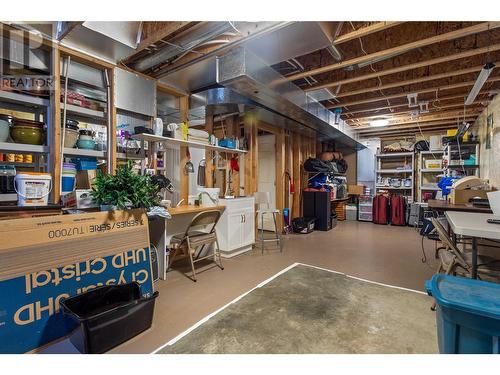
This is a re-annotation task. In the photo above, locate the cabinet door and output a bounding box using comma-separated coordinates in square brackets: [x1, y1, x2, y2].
[227, 212, 243, 251]
[241, 209, 255, 247]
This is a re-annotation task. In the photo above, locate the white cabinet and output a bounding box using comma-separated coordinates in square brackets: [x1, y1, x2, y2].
[216, 197, 255, 258]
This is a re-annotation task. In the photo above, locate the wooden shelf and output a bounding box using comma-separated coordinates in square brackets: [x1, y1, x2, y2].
[0, 90, 49, 107]
[421, 185, 440, 191]
[63, 148, 105, 158]
[132, 133, 248, 154]
[421, 169, 444, 173]
[62, 103, 106, 121]
[0, 142, 49, 153]
[376, 186, 413, 190]
[331, 197, 349, 202]
[376, 169, 413, 173]
[420, 150, 444, 155]
[376, 152, 413, 157]
[0, 161, 35, 167]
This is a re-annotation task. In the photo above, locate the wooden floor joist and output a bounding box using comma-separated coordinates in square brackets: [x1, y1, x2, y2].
[332, 22, 403, 45]
[336, 63, 497, 98]
[286, 22, 500, 82]
[306, 43, 500, 92]
[328, 76, 500, 109]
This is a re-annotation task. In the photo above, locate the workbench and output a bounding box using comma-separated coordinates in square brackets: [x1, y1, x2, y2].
[427, 199, 492, 214]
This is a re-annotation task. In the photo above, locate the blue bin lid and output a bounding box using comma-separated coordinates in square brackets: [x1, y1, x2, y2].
[425, 274, 500, 320]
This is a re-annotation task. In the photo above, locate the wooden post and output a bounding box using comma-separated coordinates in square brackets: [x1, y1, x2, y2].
[292, 133, 302, 219]
[49, 45, 61, 203]
[108, 67, 117, 174]
[229, 114, 240, 196]
[275, 128, 286, 232]
[243, 114, 258, 197]
[179, 95, 189, 204]
[204, 108, 214, 188]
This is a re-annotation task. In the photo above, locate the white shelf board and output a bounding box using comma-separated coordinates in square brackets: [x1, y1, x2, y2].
[376, 169, 413, 173]
[421, 150, 444, 155]
[376, 152, 413, 157]
[62, 103, 105, 120]
[0, 161, 36, 167]
[0, 90, 49, 107]
[116, 152, 145, 160]
[0, 142, 49, 153]
[421, 169, 444, 173]
[420, 186, 440, 191]
[376, 186, 413, 190]
[132, 133, 248, 154]
[63, 148, 105, 158]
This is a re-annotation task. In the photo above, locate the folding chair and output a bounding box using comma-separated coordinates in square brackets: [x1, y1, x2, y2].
[168, 210, 224, 282]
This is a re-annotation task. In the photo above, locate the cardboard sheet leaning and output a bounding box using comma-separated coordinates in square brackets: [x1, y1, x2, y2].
[0, 209, 154, 354]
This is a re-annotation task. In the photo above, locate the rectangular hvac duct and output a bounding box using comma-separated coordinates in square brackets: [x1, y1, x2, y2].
[216, 47, 365, 149]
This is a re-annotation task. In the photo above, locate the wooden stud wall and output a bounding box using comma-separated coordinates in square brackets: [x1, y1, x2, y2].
[179, 96, 189, 205]
[49, 45, 62, 203]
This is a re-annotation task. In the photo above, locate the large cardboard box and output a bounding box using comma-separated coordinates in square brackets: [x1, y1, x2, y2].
[449, 189, 491, 204]
[348, 184, 364, 195]
[0, 209, 153, 353]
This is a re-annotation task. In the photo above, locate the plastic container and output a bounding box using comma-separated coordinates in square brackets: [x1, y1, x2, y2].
[218, 138, 236, 149]
[61, 283, 159, 354]
[425, 159, 443, 169]
[426, 274, 500, 354]
[75, 158, 98, 171]
[346, 204, 357, 221]
[62, 163, 77, 193]
[14, 172, 52, 206]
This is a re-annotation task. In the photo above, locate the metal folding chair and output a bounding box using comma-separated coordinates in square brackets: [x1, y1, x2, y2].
[168, 210, 224, 282]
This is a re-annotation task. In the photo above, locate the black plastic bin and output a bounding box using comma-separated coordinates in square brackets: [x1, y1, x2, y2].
[61, 282, 159, 354]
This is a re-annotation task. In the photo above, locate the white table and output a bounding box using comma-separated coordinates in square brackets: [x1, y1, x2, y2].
[445, 211, 500, 278]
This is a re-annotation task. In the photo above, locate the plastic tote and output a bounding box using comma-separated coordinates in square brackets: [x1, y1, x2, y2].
[61, 283, 159, 354]
[426, 274, 500, 354]
[14, 172, 52, 206]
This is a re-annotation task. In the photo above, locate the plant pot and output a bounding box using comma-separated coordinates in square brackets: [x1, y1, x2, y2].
[63, 128, 79, 148]
[100, 204, 118, 211]
[10, 119, 44, 145]
[0, 114, 13, 142]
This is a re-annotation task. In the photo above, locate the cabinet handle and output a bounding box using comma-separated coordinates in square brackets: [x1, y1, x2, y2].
[243, 215, 246, 223]
[241, 214, 243, 223]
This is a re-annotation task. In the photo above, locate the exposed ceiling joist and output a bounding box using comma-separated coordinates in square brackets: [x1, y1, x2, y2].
[327, 75, 500, 108]
[357, 118, 476, 135]
[305, 43, 500, 92]
[336, 63, 496, 98]
[349, 101, 484, 122]
[342, 92, 488, 116]
[332, 22, 403, 45]
[353, 110, 481, 129]
[286, 22, 500, 82]
[123, 21, 197, 62]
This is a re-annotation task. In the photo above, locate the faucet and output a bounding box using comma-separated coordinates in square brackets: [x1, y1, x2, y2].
[199, 191, 218, 205]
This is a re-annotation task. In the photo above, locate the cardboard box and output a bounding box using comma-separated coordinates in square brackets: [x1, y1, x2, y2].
[75, 169, 97, 189]
[449, 189, 491, 204]
[0, 209, 153, 353]
[348, 184, 364, 195]
[62, 189, 98, 209]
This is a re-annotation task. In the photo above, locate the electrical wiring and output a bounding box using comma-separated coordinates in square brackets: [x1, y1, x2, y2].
[228, 21, 242, 35]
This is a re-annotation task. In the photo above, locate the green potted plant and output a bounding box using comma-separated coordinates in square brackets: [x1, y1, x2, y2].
[91, 162, 159, 211]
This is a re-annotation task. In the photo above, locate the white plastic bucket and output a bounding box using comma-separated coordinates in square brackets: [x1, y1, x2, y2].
[14, 172, 52, 206]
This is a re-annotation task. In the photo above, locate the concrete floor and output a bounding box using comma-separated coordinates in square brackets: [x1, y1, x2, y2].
[109, 221, 437, 354]
[158, 264, 437, 354]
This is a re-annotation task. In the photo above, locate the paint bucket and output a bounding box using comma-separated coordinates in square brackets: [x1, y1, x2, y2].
[62, 163, 77, 194]
[14, 172, 52, 206]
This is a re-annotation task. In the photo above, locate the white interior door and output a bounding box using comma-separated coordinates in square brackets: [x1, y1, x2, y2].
[257, 134, 276, 231]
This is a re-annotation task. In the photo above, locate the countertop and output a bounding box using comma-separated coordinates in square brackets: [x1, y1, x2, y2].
[427, 199, 492, 213]
[168, 204, 226, 216]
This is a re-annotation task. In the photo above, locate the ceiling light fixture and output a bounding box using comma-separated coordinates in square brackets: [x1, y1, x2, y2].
[370, 119, 389, 127]
[465, 62, 496, 105]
